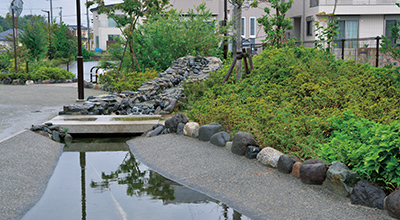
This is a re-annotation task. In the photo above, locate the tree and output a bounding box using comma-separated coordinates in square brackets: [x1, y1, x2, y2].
[19, 17, 48, 61]
[256, 0, 294, 48]
[52, 22, 76, 60]
[87, 0, 169, 74]
[380, 3, 400, 63]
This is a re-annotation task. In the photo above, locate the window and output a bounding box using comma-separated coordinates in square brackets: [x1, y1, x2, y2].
[310, 0, 319, 7]
[241, 17, 246, 37]
[108, 18, 117, 27]
[249, 17, 256, 38]
[385, 20, 399, 45]
[108, 35, 119, 41]
[96, 36, 99, 48]
[335, 20, 359, 48]
[306, 21, 313, 36]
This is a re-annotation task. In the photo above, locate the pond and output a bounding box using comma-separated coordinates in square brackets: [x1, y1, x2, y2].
[22, 138, 251, 220]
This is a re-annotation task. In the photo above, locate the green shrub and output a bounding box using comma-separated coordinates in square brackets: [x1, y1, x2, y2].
[183, 47, 400, 159]
[99, 68, 158, 93]
[33, 67, 75, 81]
[318, 111, 400, 191]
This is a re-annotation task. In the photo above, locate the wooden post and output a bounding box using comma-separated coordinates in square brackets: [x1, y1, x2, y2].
[221, 56, 238, 86]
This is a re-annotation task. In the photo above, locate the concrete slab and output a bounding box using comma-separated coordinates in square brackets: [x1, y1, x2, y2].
[0, 130, 63, 220]
[49, 115, 162, 134]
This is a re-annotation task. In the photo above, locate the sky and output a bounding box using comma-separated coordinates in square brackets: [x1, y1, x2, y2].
[0, 0, 122, 27]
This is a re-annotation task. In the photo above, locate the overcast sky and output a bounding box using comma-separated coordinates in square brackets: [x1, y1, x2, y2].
[0, 0, 122, 27]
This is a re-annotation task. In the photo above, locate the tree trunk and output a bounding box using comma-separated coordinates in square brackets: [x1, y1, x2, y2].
[233, 1, 242, 83]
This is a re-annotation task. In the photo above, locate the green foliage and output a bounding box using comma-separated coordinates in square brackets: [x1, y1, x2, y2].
[380, 3, 400, 62]
[184, 47, 400, 160]
[32, 66, 75, 81]
[130, 3, 224, 71]
[257, 0, 295, 48]
[99, 68, 158, 93]
[319, 111, 400, 191]
[314, 13, 339, 53]
[52, 22, 76, 60]
[0, 54, 11, 71]
[19, 17, 48, 61]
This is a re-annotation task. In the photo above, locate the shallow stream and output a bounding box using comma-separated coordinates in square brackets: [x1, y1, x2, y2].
[22, 138, 250, 220]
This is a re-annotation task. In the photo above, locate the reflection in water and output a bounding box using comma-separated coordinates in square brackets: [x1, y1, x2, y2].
[23, 138, 251, 220]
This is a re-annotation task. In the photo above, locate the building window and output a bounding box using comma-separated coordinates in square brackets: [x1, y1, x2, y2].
[306, 21, 313, 36]
[250, 17, 256, 37]
[241, 17, 246, 37]
[335, 20, 359, 48]
[96, 36, 99, 48]
[310, 0, 319, 7]
[385, 20, 399, 45]
[108, 35, 119, 41]
[108, 18, 117, 27]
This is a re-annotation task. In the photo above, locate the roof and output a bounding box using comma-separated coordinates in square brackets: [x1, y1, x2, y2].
[0, 29, 23, 41]
[68, 25, 87, 30]
[90, 3, 124, 12]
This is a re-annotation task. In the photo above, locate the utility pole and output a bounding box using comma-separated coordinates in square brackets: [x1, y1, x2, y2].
[50, 0, 53, 23]
[223, 0, 228, 59]
[76, 0, 84, 100]
[42, 10, 52, 60]
[57, 7, 63, 24]
[86, 0, 90, 50]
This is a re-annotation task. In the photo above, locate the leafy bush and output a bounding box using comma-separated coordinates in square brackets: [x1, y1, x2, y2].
[318, 111, 400, 191]
[32, 67, 75, 81]
[183, 47, 400, 159]
[99, 68, 158, 93]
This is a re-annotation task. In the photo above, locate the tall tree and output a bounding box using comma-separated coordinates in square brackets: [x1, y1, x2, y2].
[52, 22, 76, 60]
[19, 17, 48, 61]
[87, 0, 169, 74]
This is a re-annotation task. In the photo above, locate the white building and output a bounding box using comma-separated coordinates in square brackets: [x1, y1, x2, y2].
[90, 1, 269, 52]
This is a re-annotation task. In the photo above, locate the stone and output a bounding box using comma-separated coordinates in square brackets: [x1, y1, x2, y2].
[300, 159, 327, 185]
[323, 161, 358, 197]
[30, 125, 44, 131]
[292, 162, 302, 178]
[350, 180, 386, 210]
[51, 130, 61, 142]
[165, 113, 189, 133]
[245, 146, 260, 159]
[85, 81, 93, 89]
[385, 188, 400, 219]
[42, 80, 51, 84]
[256, 147, 284, 167]
[231, 132, 258, 156]
[277, 155, 299, 174]
[25, 80, 34, 86]
[3, 77, 12, 84]
[148, 126, 164, 137]
[11, 79, 20, 85]
[93, 84, 101, 90]
[210, 132, 231, 147]
[176, 123, 185, 135]
[225, 141, 233, 151]
[198, 123, 222, 141]
[163, 98, 177, 112]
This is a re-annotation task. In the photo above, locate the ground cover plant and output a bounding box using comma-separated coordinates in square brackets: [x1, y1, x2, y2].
[183, 47, 400, 190]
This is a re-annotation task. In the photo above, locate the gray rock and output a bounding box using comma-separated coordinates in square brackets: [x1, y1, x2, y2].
[165, 113, 189, 133]
[176, 123, 185, 135]
[300, 159, 327, 185]
[323, 161, 358, 197]
[277, 155, 299, 174]
[385, 188, 400, 219]
[198, 123, 222, 141]
[245, 146, 260, 159]
[163, 98, 177, 112]
[351, 180, 386, 210]
[51, 130, 61, 142]
[231, 132, 258, 156]
[225, 141, 233, 151]
[149, 126, 165, 137]
[30, 125, 44, 131]
[256, 147, 283, 167]
[3, 77, 12, 84]
[210, 132, 231, 147]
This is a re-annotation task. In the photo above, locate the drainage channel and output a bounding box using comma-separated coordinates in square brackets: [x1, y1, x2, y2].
[22, 137, 251, 220]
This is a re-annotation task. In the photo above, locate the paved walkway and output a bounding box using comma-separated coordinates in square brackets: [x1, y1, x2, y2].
[0, 84, 104, 219]
[128, 134, 394, 220]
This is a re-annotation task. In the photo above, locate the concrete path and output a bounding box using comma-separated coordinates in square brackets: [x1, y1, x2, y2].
[128, 134, 394, 220]
[0, 84, 105, 219]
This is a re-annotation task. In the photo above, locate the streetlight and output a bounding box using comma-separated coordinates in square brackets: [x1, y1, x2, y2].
[76, 0, 84, 100]
[42, 10, 52, 60]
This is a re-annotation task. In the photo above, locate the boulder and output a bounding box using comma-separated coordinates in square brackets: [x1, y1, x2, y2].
[176, 123, 185, 135]
[323, 161, 358, 197]
[148, 126, 165, 137]
[165, 113, 189, 133]
[3, 77, 12, 85]
[198, 123, 222, 141]
[210, 132, 231, 147]
[25, 80, 34, 86]
[385, 188, 400, 219]
[256, 147, 283, 167]
[277, 155, 299, 174]
[231, 132, 258, 156]
[245, 146, 260, 159]
[225, 141, 233, 151]
[292, 162, 302, 178]
[300, 159, 327, 185]
[183, 122, 200, 138]
[350, 180, 386, 210]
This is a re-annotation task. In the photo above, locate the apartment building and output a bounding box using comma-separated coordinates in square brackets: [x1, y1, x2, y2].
[90, 1, 269, 52]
